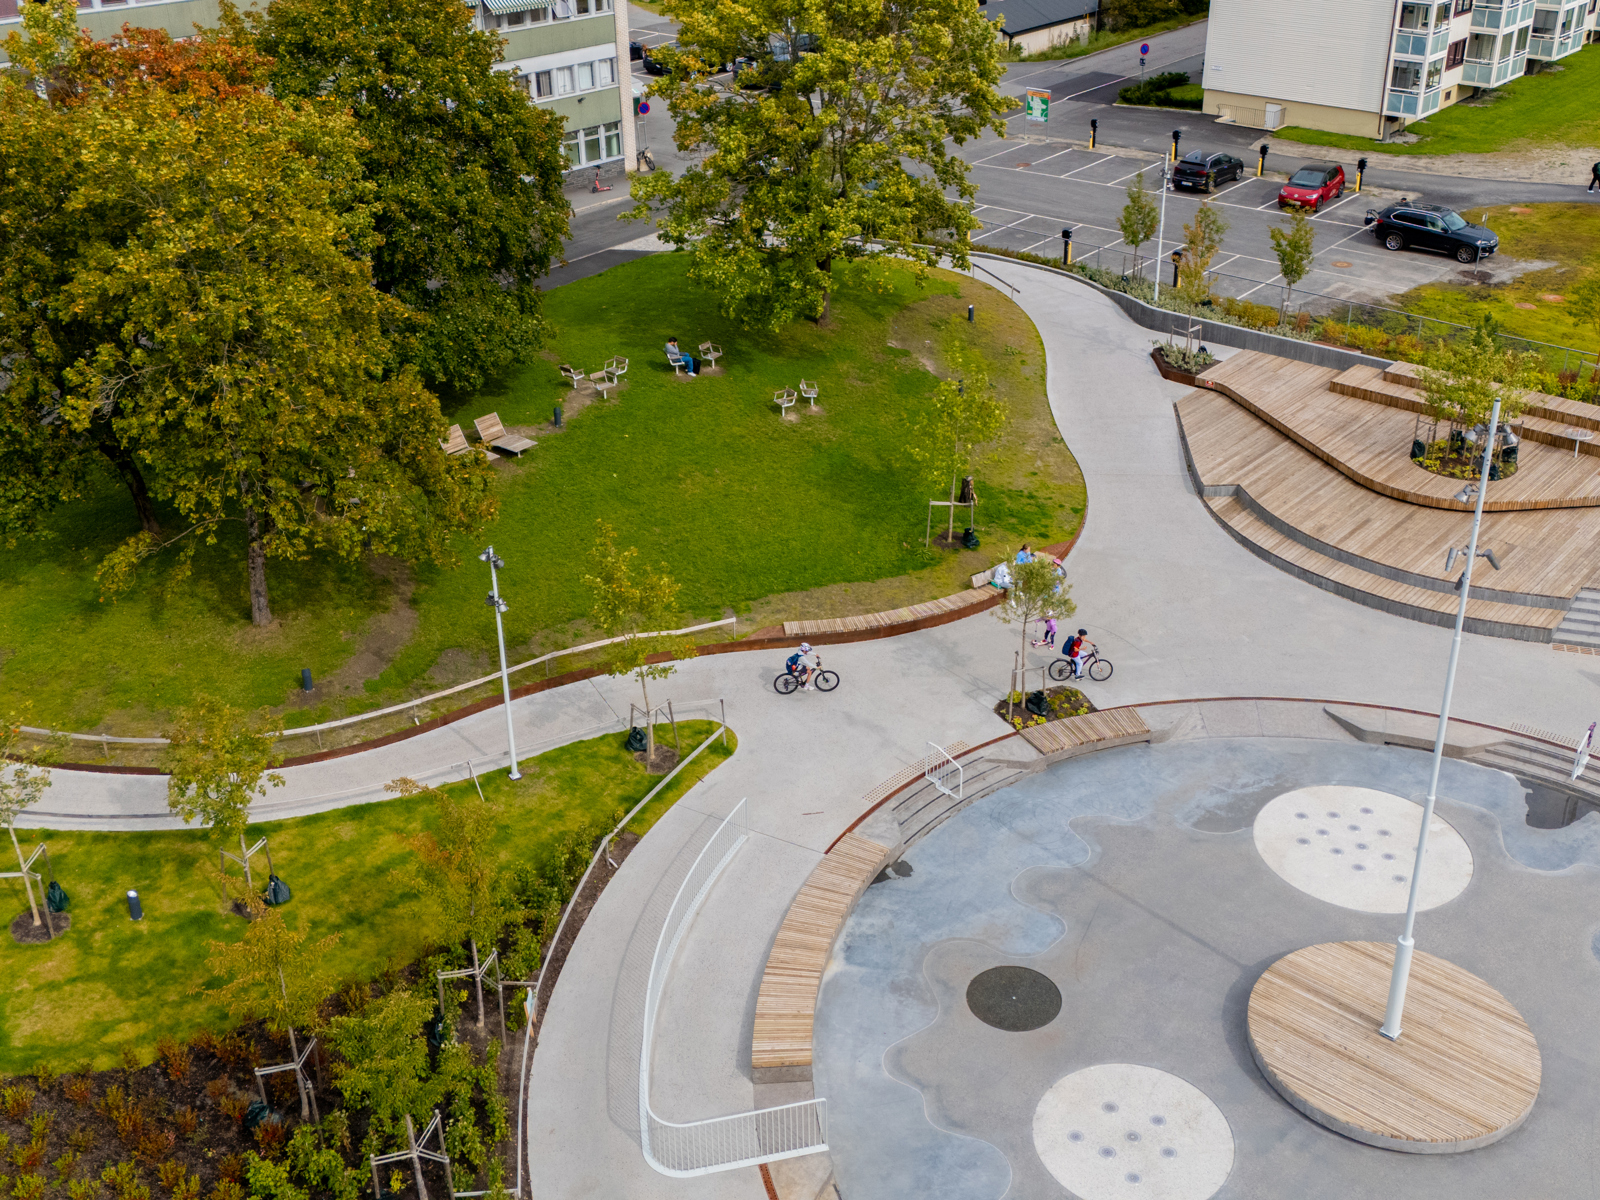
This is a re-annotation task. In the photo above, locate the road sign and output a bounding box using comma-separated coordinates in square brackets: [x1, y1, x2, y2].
[639, 100, 651, 115]
[1024, 88, 1050, 123]
[1140, 42, 1150, 54]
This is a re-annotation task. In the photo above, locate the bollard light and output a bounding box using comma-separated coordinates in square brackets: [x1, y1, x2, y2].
[967, 304, 974, 323]
[1061, 227, 1073, 265]
[553, 403, 563, 429]
[1089, 117, 1098, 149]
[1257, 143, 1269, 177]
[1170, 247, 1183, 288]
[1171, 129, 1182, 163]
[300, 668, 312, 692]
[127, 890, 143, 921]
[1356, 156, 1368, 193]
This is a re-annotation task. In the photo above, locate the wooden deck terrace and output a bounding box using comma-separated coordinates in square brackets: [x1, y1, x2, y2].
[1200, 352, 1600, 512]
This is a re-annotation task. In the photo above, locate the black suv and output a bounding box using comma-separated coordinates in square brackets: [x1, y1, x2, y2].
[1365, 202, 1498, 263]
[1172, 150, 1245, 192]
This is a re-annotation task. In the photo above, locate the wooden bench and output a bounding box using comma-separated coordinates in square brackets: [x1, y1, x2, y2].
[440, 424, 473, 457]
[1019, 707, 1152, 760]
[751, 832, 891, 1083]
[473, 412, 536, 457]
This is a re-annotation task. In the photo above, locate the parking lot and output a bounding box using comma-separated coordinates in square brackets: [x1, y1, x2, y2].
[957, 140, 1526, 312]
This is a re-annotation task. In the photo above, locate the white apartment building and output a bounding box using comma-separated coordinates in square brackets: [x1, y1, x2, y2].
[1202, 0, 1600, 138]
[0, 0, 635, 180]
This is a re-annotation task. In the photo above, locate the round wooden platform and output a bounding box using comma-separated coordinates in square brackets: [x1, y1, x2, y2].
[1247, 941, 1540, 1153]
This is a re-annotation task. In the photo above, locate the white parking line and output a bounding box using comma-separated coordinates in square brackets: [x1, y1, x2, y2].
[1030, 147, 1075, 168]
[1110, 163, 1163, 185]
[1061, 154, 1117, 177]
[1311, 192, 1365, 222]
[973, 143, 1028, 166]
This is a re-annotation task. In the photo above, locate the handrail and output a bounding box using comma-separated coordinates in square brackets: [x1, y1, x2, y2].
[20, 617, 735, 748]
[512, 701, 730, 1197]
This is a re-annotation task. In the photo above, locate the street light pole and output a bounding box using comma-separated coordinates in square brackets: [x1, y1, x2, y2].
[1153, 156, 1171, 302]
[480, 546, 521, 781]
[1379, 396, 1502, 1041]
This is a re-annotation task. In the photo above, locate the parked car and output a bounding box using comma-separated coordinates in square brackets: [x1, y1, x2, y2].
[1277, 162, 1345, 211]
[629, 40, 643, 60]
[641, 41, 674, 75]
[1172, 150, 1244, 192]
[1364, 202, 1498, 263]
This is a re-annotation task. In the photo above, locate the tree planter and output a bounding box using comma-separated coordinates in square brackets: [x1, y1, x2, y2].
[1150, 347, 1210, 387]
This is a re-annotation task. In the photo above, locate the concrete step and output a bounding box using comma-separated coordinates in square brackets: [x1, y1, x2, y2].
[1207, 496, 1563, 643]
[1554, 589, 1600, 645]
[894, 758, 1026, 846]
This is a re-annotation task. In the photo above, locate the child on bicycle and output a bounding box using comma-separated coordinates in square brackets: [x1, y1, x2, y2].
[786, 643, 817, 690]
[1063, 629, 1094, 680]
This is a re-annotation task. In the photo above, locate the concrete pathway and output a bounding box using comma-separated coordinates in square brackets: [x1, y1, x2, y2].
[24, 259, 1600, 1195]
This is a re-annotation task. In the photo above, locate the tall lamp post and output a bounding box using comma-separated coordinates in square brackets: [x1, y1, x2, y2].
[1379, 397, 1503, 1040]
[1152, 155, 1171, 301]
[480, 546, 522, 781]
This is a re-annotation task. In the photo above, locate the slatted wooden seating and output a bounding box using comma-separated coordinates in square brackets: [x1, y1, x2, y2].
[781, 587, 993, 637]
[1020, 707, 1152, 757]
[473, 412, 536, 457]
[440, 424, 473, 457]
[752, 833, 891, 1083]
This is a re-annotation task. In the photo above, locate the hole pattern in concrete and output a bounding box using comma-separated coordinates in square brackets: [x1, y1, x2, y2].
[1033, 1064, 1234, 1200]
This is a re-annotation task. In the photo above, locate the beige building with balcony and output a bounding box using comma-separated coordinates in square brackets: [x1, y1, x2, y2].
[1202, 0, 1599, 138]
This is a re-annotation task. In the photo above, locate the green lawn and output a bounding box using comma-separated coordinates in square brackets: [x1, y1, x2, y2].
[1278, 45, 1600, 155]
[1388, 203, 1600, 356]
[0, 721, 732, 1073]
[0, 255, 1082, 735]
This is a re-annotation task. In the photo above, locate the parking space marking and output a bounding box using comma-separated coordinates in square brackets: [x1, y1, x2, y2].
[1031, 147, 1075, 168]
[1061, 154, 1117, 177]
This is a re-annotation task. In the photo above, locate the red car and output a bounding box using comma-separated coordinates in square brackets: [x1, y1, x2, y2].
[1278, 162, 1345, 211]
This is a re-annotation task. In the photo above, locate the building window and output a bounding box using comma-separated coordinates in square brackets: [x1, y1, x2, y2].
[1446, 36, 1466, 65]
[1531, 9, 1556, 33]
[507, 8, 524, 22]
[1392, 61, 1423, 88]
[530, 6, 547, 20]
[555, 66, 574, 94]
[598, 57, 616, 84]
[1433, 2, 1451, 24]
[561, 129, 580, 166]
[604, 121, 621, 157]
[1425, 57, 1443, 86]
[575, 0, 589, 12]
[534, 70, 553, 97]
[1454, 0, 1473, 13]
[583, 124, 603, 162]
[1399, 3, 1429, 28]
[1515, 24, 1530, 49]
[577, 61, 594, 89]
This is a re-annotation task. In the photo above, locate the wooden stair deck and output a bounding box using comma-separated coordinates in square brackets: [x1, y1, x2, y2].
[782, 587, 993, 637]
[751, 832, 891, 1082]
[1201, 352, 1600, 511]
[1019, 707, 1153, 756]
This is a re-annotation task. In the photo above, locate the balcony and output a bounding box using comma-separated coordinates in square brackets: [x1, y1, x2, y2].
[1528, 31, 1556, 53]
[1386, 87, 1421, 114]
[1394, 29, 1432, 52]
[1421, 85, 1444, 112]
[1461, 56, 1494, 81]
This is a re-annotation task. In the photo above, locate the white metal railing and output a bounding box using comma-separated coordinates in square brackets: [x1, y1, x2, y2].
[638, 798, 830, 1177]
[21, 617, 735, 751]
[924, 741, 964, 800]
[511, 698, 729, 1196]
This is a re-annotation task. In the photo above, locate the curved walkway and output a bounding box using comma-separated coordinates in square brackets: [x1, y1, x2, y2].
[23, 258, 1600, 1195]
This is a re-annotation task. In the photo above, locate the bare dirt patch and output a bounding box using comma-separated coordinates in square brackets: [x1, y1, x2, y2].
[1278, 139, 1600, 185]
[282, 557, 417, 711]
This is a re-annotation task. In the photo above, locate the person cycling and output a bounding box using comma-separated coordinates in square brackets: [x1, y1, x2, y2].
[786, 642, 819, 690]
[1063, 628, 1095, 680]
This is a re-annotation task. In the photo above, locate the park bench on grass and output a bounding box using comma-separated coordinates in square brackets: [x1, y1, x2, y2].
[560, 364, 586, 390]
[666, 348, 694, 377]
[474, 412, 536, 457]
[799, 379, 818, 409]
[773, 387, 797, 418]
[606, 356, 628, 381]
[590, 370, 617, 399]
[441, 424, 472, 457]
[698, 342, 723, 372]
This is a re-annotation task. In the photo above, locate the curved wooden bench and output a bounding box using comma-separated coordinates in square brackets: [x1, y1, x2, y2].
[751, 832, 891, 1083]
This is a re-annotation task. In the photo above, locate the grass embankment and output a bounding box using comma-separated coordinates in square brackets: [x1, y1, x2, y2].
[1277, 45, 1600, 155]
[0, 256, 1082, 735]
[1389, 203, 1600, 354]
[1009, 12, 1206, 63]
[0, 721, 732, 1073]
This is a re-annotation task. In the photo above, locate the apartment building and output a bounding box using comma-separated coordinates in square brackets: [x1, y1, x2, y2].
[1202, 0, 1600, 138]
[0, 0, 634, 179]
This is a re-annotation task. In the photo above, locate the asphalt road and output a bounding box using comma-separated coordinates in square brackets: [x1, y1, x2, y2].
[551, 8, 1599, 311]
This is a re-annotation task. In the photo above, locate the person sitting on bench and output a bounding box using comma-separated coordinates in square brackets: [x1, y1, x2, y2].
[666, 337, 697, 376]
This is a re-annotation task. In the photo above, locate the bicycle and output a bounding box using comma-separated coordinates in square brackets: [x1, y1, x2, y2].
[1049, 649, 1112, 683]
[775, 658, 839, 694]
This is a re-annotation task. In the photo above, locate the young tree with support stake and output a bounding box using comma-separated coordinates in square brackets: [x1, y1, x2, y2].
[909, 361, 1008, 545]
[1416, 329, 1539, 469]
[0, 716, 52, 931]
[626, 0, 1005, 328]
[1269, 207, 1315, 325]
[995, 557, 1076, 721]
[389, 778, 513, 1032]
[165, 698, 284, 895]
[583, 521, 697, 766]
[1118, 171, 1160, 277]
[1177, 201, 1228, 301]
[203, 900, 339, 1120]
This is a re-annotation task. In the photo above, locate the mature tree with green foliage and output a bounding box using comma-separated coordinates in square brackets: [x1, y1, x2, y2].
[1269, 206, 1315, 322]
[166, 698, 284, 890]
[996, 556, 1076, 719]
[1118, 170, 1160, 273]
[0, 716, 53, 929]
[1570, 275, 1600, 361]
[1177, 201, 1228, 301]
[584, 521, 696, 764]
[204, 903, 339, 1118]
[908, 360, 1008, 542]
[390, 778, 514, 1030]
[244, 0, 572, 392]
[628, 0, 1006, 327]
